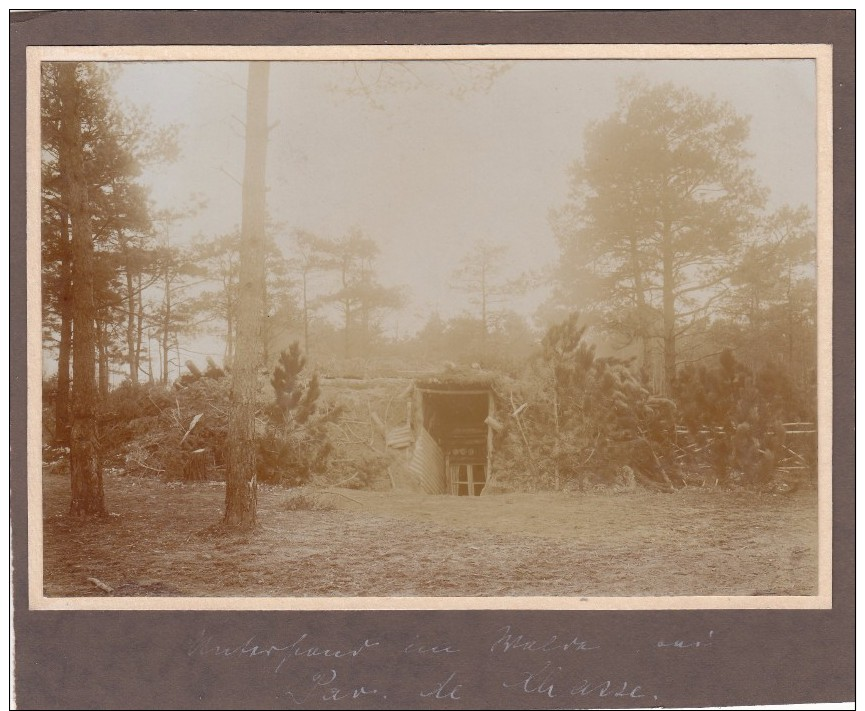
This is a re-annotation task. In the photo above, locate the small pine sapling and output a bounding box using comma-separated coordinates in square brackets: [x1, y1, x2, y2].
[258, 342, 333, 486]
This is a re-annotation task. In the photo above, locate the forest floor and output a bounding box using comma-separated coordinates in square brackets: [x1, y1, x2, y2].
[40, 469, 819, 599]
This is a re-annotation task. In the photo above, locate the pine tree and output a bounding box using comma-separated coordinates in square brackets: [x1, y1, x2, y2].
[224, 61, 270, 529]
[56, 63, 105, 517]
[553, 79, 766, 391]
[317, 228, 405, 358]
[258, 342, 331, 486]
[42, 62, 176, 426]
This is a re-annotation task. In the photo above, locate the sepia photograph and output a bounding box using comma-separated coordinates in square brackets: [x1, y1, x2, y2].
[29, 44, 831, 610]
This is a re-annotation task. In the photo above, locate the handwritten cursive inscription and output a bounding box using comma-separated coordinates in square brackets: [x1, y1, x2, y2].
[503, 661, 650, 702]
[185, 629, 379, 674]
[419, 672, 463, 701]
[490, 625, 599, 654]
[177, 624, 711, 706]
[657, 630, 715, 649]
[502, 661, 560, 698]
[570, 678, 646, 699]
[283, 670, 381, 706]
[403, 636, 460, 655]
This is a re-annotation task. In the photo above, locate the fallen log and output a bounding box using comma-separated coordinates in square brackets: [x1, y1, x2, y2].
[87, 577, 114, 594]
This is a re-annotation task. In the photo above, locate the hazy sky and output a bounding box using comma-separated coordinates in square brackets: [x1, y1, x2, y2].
[112, 58, 816, 339]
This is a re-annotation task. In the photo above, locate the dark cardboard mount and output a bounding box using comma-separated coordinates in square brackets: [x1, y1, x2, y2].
[10, 10, 855, 709]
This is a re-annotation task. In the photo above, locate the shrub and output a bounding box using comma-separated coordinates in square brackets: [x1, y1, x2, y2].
[493, 313, 680, 492]
[672, 350, 810, 487]
[98, 382, 176, 454]
[96, 378, 231, 479]
[69, 347, 345, 486]
[493, 316, 815, 493]
[257, 343, 339, 486]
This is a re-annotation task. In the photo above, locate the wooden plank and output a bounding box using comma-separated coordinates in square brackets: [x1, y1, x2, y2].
[408, 426, 446, 494]
[385, 424, 413, 449]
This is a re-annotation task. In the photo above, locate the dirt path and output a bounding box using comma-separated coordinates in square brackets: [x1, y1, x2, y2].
[41, 471, 818, 598]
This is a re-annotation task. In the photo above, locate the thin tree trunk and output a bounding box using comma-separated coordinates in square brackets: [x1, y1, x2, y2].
[225, 311, 234, 366]
[344, 299, 351, 359]
[135, 272, 145, 383]
[96, 318, 110, 398]
[361, 302, 370, 357]
[59, 62, 105, 518]
[122, 234, 139, 384]
[161, 265, 170, 385]
[55, 210, 72, 446]
[480, 263, 488, 347]
[224, 61, 270, 530]
[146, 328, 154, 384]
[302, 269, 310, 357]
[341, 258, 352, 359]
[629, 233, 652, 379]
[224, 277, 235, 367]
[661, 228, 676, 394]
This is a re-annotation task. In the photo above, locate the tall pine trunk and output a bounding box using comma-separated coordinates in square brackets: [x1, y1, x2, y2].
[224, 61, 269, 529]
[161, 264, 171, 385]
[54, 210, 72, 446]
[59, 62, 105, 518]
[135, 273, 147, 382]
[121, 233, 139, 384]
[340, 257, 352, 359]
[629, 233, 653, 380]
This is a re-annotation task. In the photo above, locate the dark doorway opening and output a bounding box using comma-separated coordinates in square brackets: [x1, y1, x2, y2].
[419, 390, 491, 496]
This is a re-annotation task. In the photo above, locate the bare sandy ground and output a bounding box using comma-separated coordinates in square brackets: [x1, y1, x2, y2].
[41, 471, 818, 598]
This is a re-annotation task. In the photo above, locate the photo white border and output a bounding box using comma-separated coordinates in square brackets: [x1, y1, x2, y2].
[26, 43, 834, 611]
